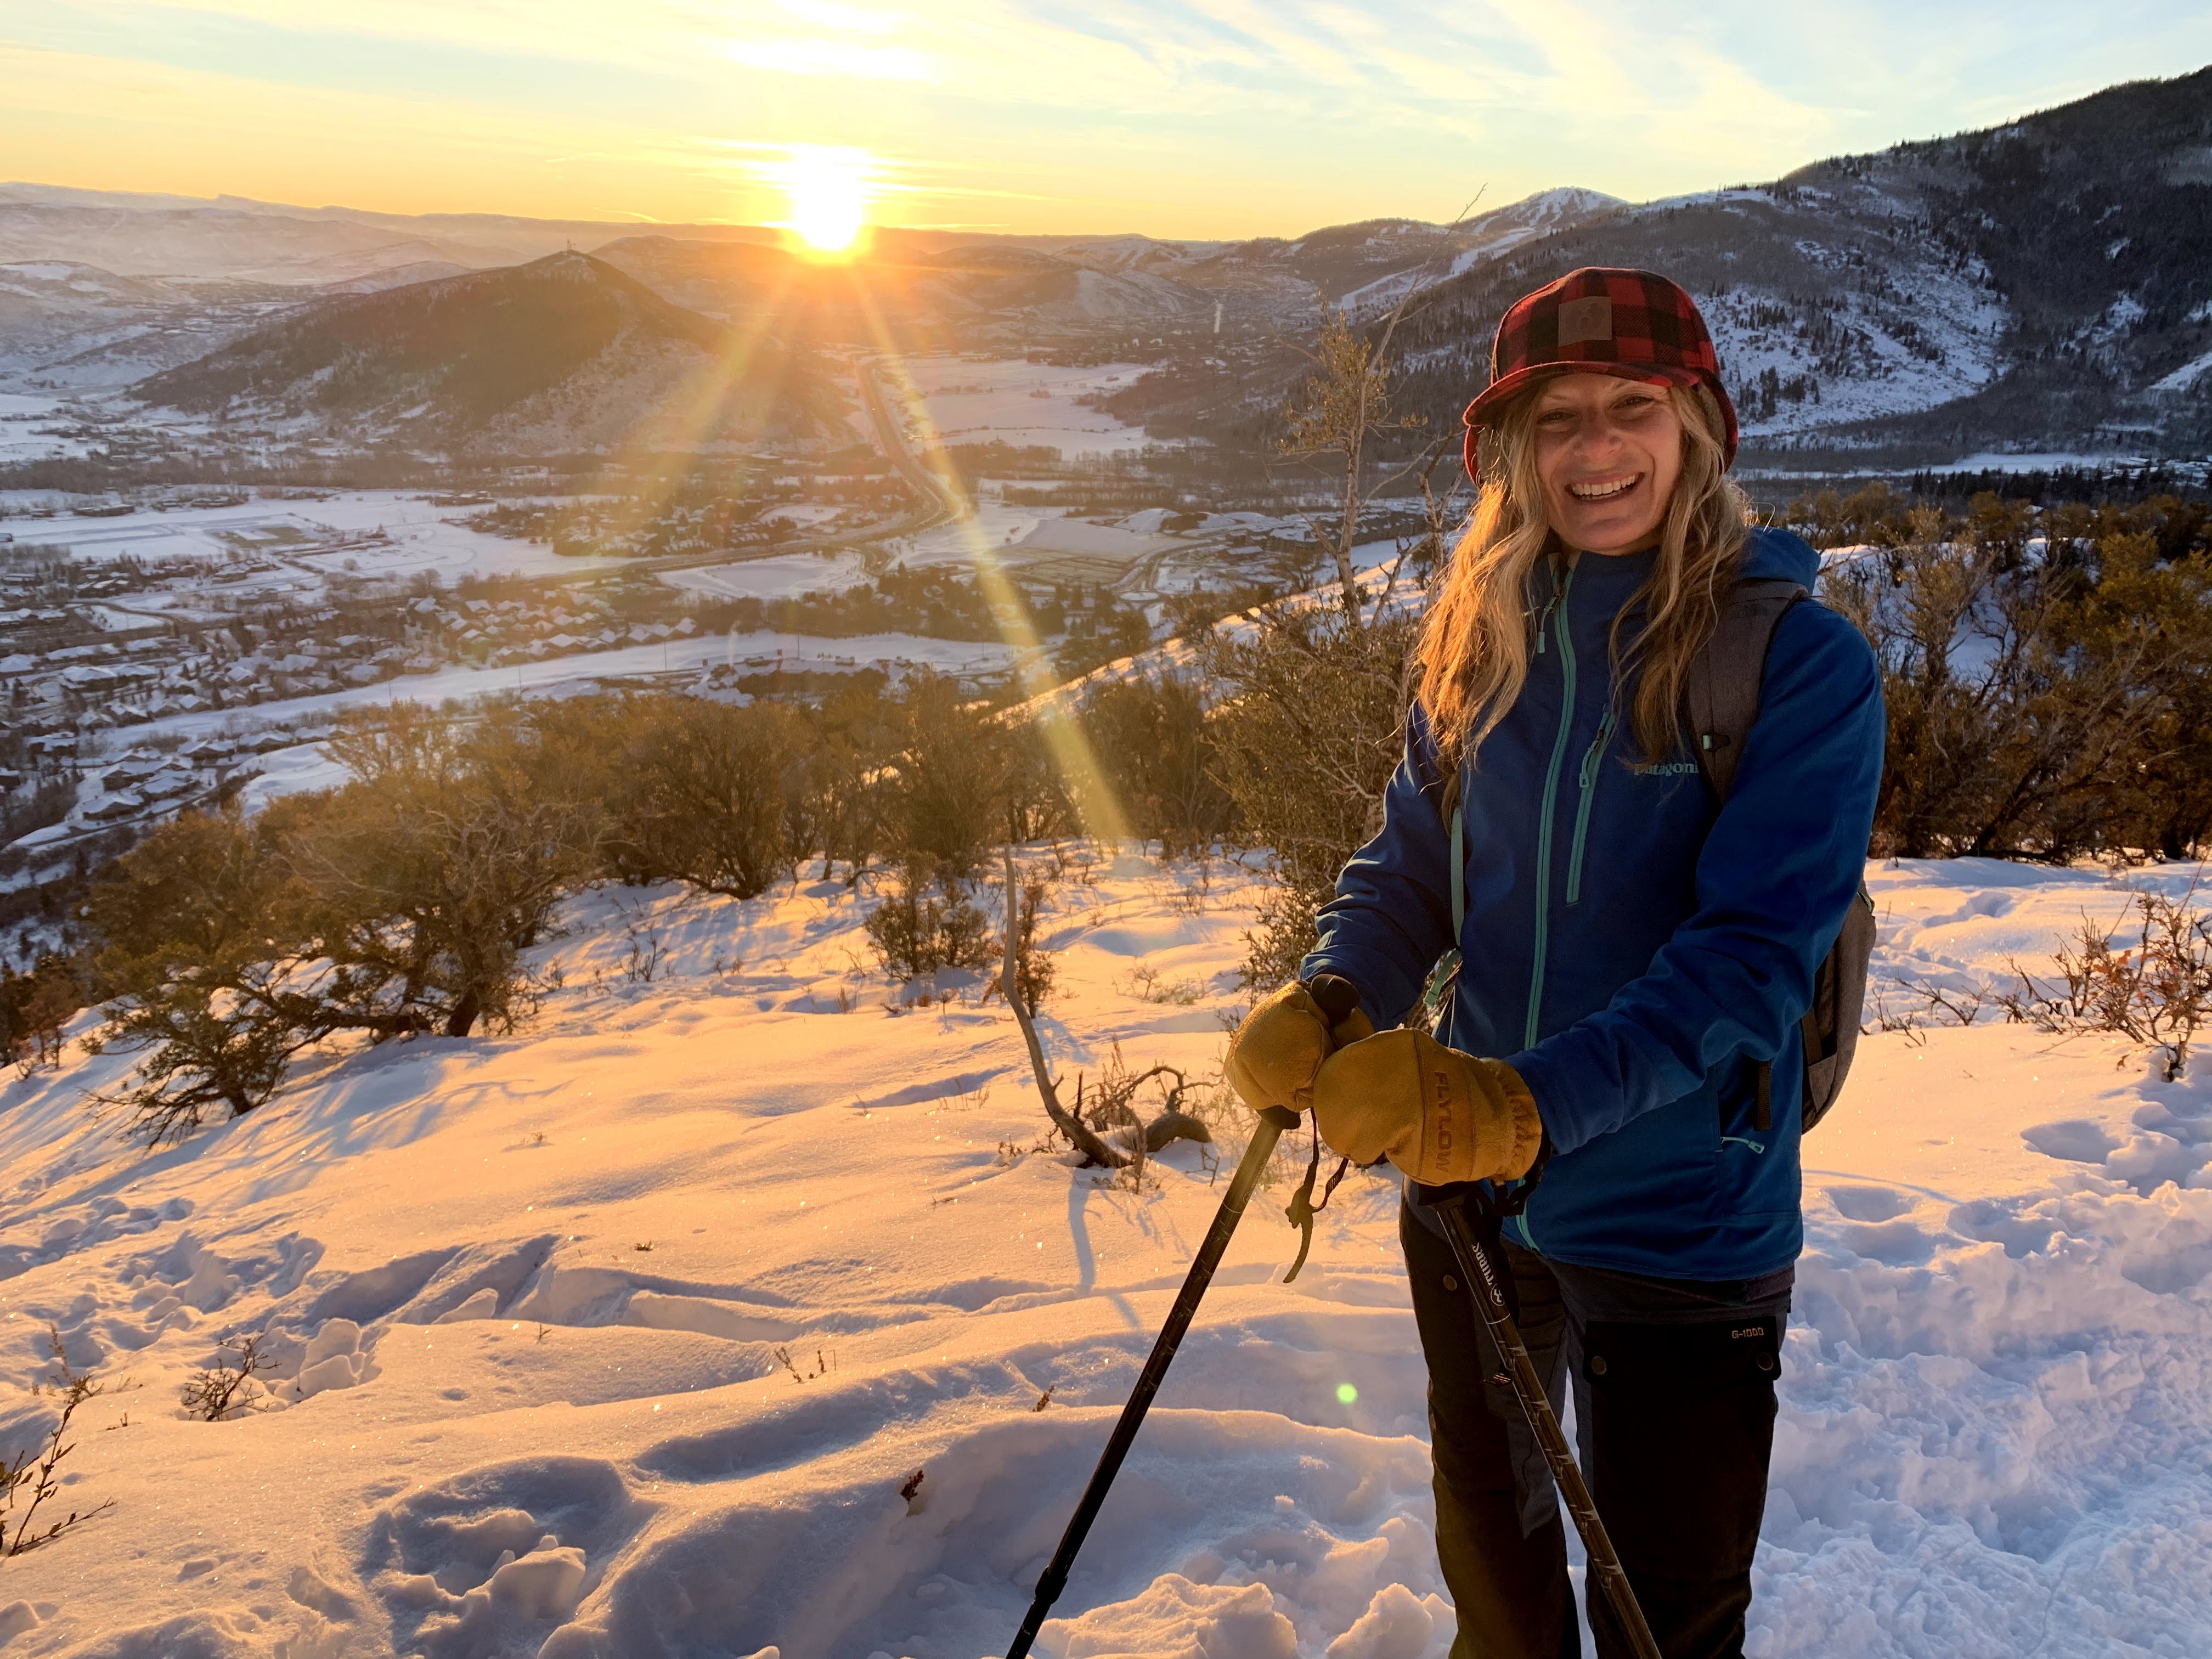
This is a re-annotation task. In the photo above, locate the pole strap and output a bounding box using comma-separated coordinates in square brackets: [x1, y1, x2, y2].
[1281, 1111, 1351, 1284]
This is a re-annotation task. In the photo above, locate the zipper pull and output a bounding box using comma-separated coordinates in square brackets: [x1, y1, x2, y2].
[1579, 712, 1615, 788]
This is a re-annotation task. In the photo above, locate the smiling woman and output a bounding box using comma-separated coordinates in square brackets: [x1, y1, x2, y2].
[775, 144, 872, 256]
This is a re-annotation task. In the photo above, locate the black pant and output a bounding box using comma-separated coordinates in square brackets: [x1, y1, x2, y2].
[1400, 1202, 1791, 1659]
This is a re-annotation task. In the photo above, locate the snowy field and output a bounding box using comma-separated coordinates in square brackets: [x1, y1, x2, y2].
[900, 359, 1157, 458]
[0, 396, 86, 464]
[0, 493, 626, 584]
[658, 552, 871, 604]
[0, 852, 2208, 1658]
[101, 630, 1031, 755]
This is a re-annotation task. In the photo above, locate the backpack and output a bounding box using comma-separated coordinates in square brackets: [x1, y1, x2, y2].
[1435, 575, 1875, 1135]
[1684, 578, 1875, 1132]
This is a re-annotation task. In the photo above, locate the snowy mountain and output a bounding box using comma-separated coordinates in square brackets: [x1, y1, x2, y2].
[1391, 69, 2212, 461]
[0, 261, 302, 390]
[0, 852, 2207, 1655]
[1107, 69, 2212, 464]
[129, 251, 844, 454]
[0, 183, 779, 285]
[590, 191, 1627, 352]
[591, 235, 1217, 352]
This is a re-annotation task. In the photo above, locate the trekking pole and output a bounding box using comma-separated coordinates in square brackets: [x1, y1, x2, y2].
[1002, 1101, 1302, 1659]
[1425, 1187, 1664, 1659]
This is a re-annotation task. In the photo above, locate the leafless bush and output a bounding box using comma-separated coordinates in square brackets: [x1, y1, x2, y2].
[604, 697, 807, 899]
[3, 1327, 116, 1557]
[1824, 509, 2212, 861]
[182, 1333, 273, 1422]
[1121, 964, 1204, 1005]
[864, 858, 997, 980]
[2, 956, 78, 1076]
[1999, 889, 2212, 1079]
[621, 922, 667, 985]
[1076, 675, 1234, 856]
[1865, 974, 1991, 1041]
[1006, 876, 1057, 1015]
[1074, 1043, 1214, 1192]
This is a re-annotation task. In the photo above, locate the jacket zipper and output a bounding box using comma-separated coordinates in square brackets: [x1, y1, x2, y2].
[1515, 563, 1579, 1261]
[1525, 561, 1578, 1052]
[1532, 581, 1562, 655]
[1565, 710, 1615, 906]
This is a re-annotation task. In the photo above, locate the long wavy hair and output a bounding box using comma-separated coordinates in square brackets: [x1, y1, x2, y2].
[1418, 382, 1750, 777]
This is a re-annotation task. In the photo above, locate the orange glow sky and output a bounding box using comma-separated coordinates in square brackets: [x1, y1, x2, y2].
[3, 2, 2208, 238]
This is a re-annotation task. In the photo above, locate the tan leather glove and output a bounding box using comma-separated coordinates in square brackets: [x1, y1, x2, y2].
[1311, 1028, 1544, 1184]
[1224, 978, 1375, 1114]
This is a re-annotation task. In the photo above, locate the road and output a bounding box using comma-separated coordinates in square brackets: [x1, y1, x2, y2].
[851, 354, 968, 529]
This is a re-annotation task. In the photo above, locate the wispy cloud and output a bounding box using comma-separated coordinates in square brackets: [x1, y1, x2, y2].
[10, 0, 2211, 234]
[723, 36, 936, 80]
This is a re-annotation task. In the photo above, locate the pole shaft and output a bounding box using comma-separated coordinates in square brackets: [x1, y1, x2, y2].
[1435, 1200, 1664, 1659]
[1003, 1111, 1292, 1659]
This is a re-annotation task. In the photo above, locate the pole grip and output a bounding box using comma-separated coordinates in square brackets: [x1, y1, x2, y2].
[1002, 1111, 1290, 1659]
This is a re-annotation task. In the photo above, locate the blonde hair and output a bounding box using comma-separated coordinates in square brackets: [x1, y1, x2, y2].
[1418, 382, 1750, 777]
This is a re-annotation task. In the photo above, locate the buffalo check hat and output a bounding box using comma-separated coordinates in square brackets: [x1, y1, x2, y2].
[1461, 267, 1738, 482]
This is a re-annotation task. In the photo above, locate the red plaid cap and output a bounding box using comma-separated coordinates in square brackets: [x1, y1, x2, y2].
[1461, 267, 1737, 482]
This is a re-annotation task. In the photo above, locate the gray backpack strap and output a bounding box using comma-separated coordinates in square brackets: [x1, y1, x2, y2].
[1685, 574, 1874, 1135]
[1685, 578, 1804, 802]
[1414, 769, 1466, 1037]
[1451, 803, 1465, 935]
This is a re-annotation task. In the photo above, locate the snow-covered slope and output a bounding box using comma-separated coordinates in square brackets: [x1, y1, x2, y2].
[0, 853, 2208, 1657]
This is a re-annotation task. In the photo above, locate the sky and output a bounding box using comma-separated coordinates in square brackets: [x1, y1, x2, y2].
[3, 1, 2210, 240]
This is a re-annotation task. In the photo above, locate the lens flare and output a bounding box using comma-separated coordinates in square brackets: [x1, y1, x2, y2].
[1336, 1383, 1359, 1404]
[775, 145, 871, 255]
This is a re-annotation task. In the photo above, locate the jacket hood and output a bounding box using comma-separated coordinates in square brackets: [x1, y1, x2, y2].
[1740, 524, 1821, 588]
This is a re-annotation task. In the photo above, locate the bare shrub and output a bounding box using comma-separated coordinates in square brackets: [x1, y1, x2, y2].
[1074, 1043, 1213, 1192]
[3, 1327, 116, 1557]
[2000, 888, 2212, 1078]
[1826, 509, 2212, 861]
[886, 674, 1022, 877]
[864, 857, 996, 980]
[620, 921, 667, 985]
[1121, 964, 1204, 1005]
[182, 1333, 274, 1422]
[1007, 876, 1056, 1015]
[82, 808, 318, 1146]
[606, 697, 808, 899]
[1077, 675, 1234, 856]
[1200, 601, 1417, 988]
[1, 955, 80, 1075]
[297, 706, 597, 1037]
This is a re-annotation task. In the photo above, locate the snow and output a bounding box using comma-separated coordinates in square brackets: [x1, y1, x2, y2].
[0, 853, 2208, 1656]
[898, 359, 1159, 458]
[1938, 452, 2157, 474]
[657, 552, 870, 603]
[2149, 346, 2212, 396]
[0, 492, 628, 583]
[111, 629, 1030, 753]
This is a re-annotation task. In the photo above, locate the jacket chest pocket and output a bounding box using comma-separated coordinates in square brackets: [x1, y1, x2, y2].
[1565, 712, 1615, 906]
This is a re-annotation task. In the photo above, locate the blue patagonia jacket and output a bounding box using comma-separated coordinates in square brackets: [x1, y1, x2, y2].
[1302, 527, 1884, 1280]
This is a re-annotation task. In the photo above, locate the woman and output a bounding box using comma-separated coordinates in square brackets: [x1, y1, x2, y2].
[1224, 268, 1884, 1658]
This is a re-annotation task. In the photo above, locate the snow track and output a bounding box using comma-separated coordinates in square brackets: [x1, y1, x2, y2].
[0, 857, 2208, 1656]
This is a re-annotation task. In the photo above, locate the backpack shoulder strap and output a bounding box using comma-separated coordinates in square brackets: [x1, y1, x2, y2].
[1685, 577, 1806, 802]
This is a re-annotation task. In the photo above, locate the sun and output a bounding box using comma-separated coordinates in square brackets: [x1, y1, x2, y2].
[779, 146, 871, 257]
